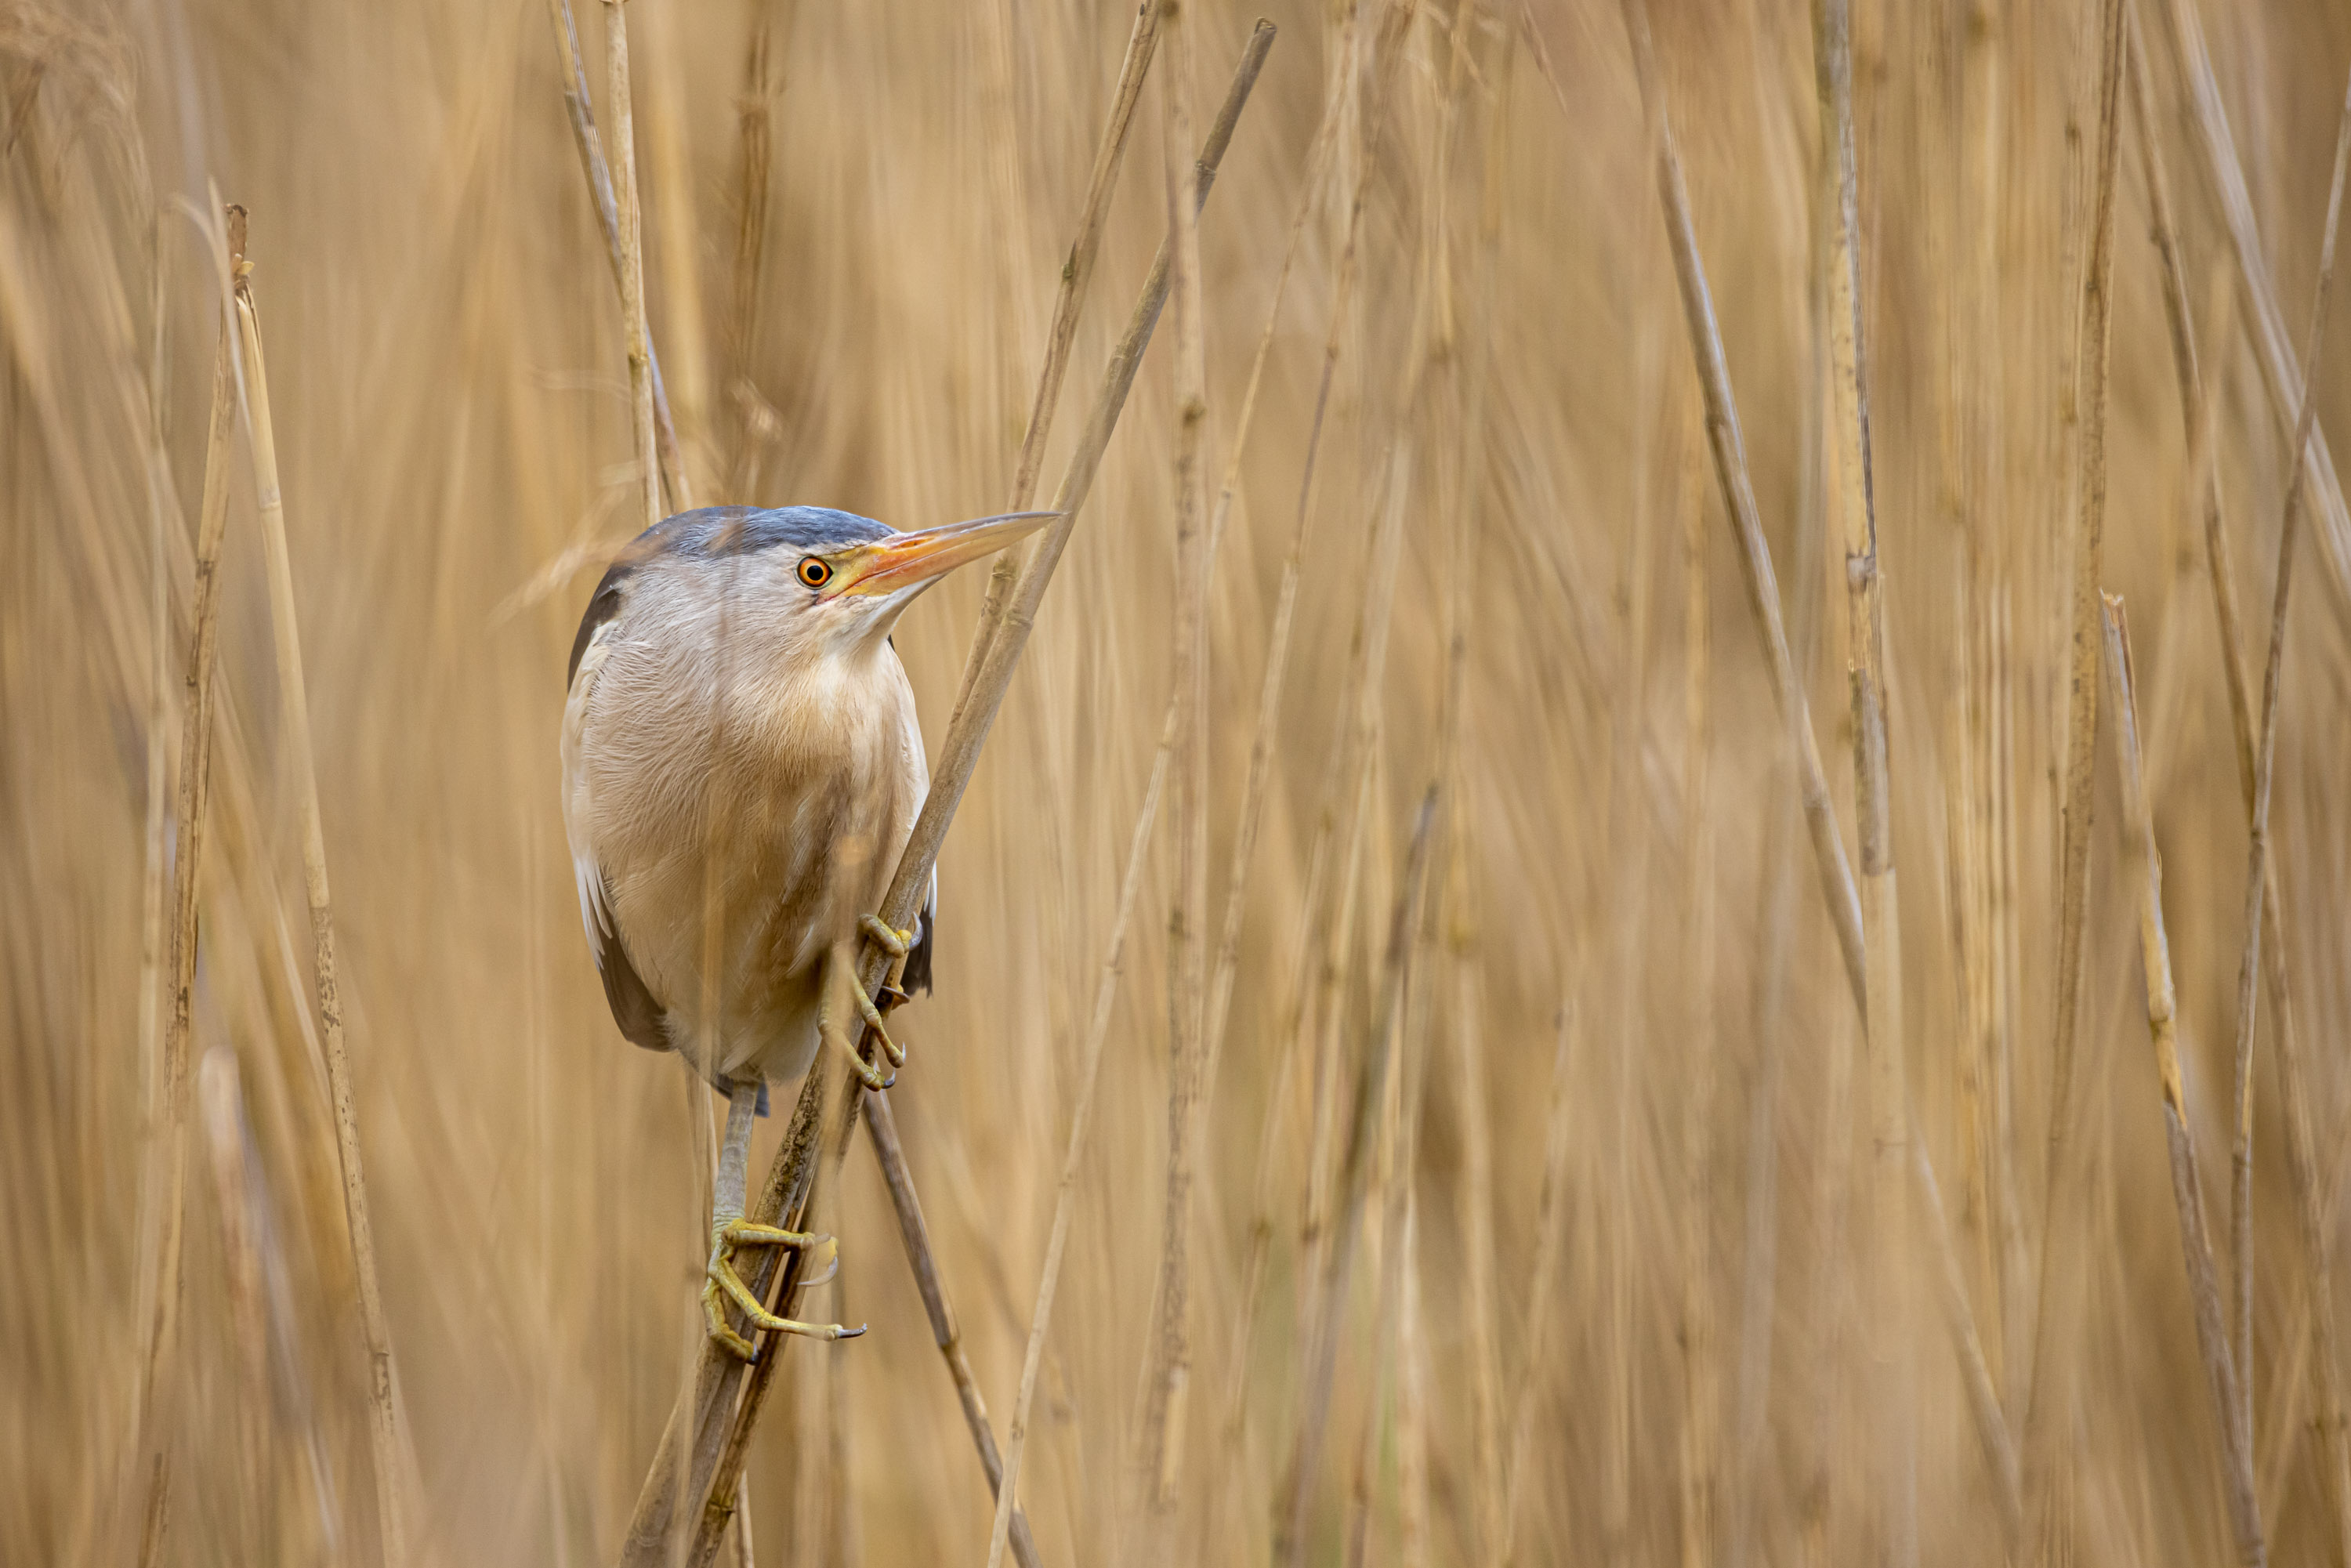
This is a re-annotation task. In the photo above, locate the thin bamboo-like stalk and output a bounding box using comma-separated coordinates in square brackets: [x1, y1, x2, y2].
[1677, 409, 1718, 1568]
[1138, 3, 1212, 1504]
[639, 0, 708, 457]
[828, 9, 1163, 1550]
[234, 215, 411, 1568]
[1192, 16, 1381, 1545]
[2221, 38, 2351, 1510]
[945, 0, 1162, 734]
[2125, 9, 2351, 1550]
[604, 0, 660, 542]
[1444, 29, 1511, 1563]
[1499, 1008, 1577, 1566]
[624, 33, 1277, 1563]
[2020, 0, 2124, 1537]
[546, 0, 693, 512]
[2101, 595, 2266, 1565]
[985, 722, 1173, 1568]
[723, 4, 777, 504]
[1275, 791, 1440, 1568]
[129, 199, 242, 1568]
[2157, 0, 2351, 621]
[853, 1086, 1040, 1568]
[1813, 2, 1912, 1557]
[1588, 2, 2020, 1530]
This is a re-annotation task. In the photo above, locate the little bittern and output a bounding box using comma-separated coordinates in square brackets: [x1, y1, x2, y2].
[563, 504, 1052, 1357]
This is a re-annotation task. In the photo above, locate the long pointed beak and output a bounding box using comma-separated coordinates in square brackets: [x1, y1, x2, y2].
[830, 510, 1060, 598]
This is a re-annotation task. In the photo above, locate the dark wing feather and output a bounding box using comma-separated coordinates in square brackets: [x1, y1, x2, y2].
[568, 575, 628, 689]
[900, 875, 936, 995]
[593, 873, 669, 1052]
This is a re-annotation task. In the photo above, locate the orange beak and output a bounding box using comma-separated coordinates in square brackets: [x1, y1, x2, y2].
[828, 511, 1060, 598]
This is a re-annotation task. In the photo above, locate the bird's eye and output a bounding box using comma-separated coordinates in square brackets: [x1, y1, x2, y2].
[797, 557, 833, 588]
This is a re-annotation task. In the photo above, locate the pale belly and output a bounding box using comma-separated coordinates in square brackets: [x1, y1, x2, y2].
[569, 650, 925, 1088]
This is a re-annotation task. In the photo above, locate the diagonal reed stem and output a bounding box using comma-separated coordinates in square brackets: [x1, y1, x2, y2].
[2102, 595, 2265, 1566]
[1590, 0, 2020, 1526]
[945, 0, 1164, 735]
[611, 28, 1279, 1566]
[129, 197, 243, 1568]
[2125, 5, 2351, 1549]
[2157, 0, 2351, 624]
[2220, 34, 2351, 1519]
[686, 32, 1277, 1560]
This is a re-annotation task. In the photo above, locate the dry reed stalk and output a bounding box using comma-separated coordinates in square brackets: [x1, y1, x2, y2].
[1440, 28, 1511, 1563]
[804, 9, 1162, 1552]
[945, 0, 1161, 733]
[1954, 0, 2029, 1419]
[639, 0, 709, 455]
[625, 33, 1278, 1563]
[1601, 374, 1661, 1556]
[1190, 19, 1384, 1544]
[1909, 1130, 2023, 1543]
[1499, 1008, 1578, 1566]
[2157, 0, 2351, 621]
[2221, 39, 2351, 1525]
[985, 722, 1173, 1568]
[1137, 2, 1212, 1506]
[133, 208, 171, 1349]
[2100, 596, 2266, 1565]
[843, 1088, 1036, 1568]
[127, 200, 241, 1566]
[603, 0, 660, 542]
[2125, 9, 2351, 1550]
[1728, 777, 1795, 1568]
[1813, 2, 1914, 1556]
[1677, 407, 1719, 1568]
[1275, 790, 1440, 1568]
[1594, 3, 2020, 1525]
[2020, 0, 2123, 1536]
[1598, 0, 1863, 1008]
[197, 1047, 273, 1541]
[546, 0, 693, 512]
[723, 5, 777, 504]
[1273, 425, 1412, 1565]
[1188, 0, 1355, 1167]
[231, 216, 411, 1568]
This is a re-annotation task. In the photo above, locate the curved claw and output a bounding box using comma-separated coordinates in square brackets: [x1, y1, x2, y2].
[705, 1229, 864, 1357]
[849, 973, 907, 1070]
[858, 913, 915, 958]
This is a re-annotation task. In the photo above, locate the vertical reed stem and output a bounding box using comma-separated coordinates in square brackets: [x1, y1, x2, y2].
[234, 214, 411, 1568]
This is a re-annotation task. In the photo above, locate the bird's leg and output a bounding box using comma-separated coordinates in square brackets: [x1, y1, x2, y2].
[702, 1080, 866, 1359]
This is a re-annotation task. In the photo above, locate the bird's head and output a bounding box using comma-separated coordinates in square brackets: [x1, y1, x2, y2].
[578, 505, 1057, 682]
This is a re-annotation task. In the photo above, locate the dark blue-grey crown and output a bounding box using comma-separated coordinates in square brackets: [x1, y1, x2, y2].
[653, 505, 893, 560]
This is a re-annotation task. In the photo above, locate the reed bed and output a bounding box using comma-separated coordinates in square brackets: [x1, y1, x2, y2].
[8, 2, 2351, 1565]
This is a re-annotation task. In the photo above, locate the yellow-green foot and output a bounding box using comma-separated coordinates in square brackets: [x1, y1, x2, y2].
[823, 943, 909, 1091]
[701, 1219, 865, 1360]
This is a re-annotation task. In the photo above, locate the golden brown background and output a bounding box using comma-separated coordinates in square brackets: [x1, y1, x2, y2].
[7, 0, 2351, 1563]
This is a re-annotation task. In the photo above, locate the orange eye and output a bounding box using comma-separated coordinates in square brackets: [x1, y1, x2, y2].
[797, 557, 833, 588]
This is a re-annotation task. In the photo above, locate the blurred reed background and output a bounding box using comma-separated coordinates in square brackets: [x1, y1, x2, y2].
[8, 0, 2351, 1563]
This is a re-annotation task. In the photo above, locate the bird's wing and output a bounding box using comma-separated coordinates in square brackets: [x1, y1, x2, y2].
[886, 643, 936, 996]
[563, 579, 668, 1052]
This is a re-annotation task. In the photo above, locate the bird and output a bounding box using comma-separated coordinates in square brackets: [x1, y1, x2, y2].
[562, 502, 1053, 1357]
